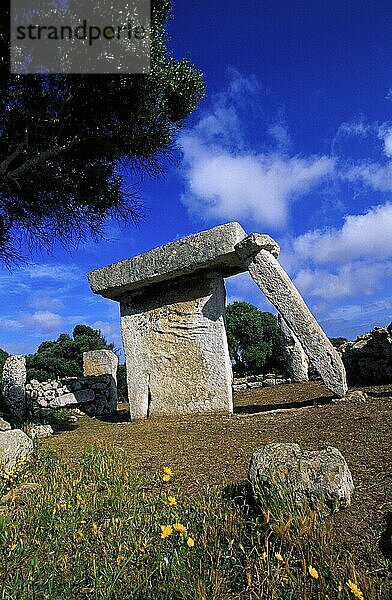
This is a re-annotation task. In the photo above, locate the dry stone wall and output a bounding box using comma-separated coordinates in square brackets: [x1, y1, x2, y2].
[1, 350, 119, 422]
[26, 374, 117, 418]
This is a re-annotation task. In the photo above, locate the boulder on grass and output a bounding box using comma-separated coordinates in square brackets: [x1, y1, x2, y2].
[0, 430, 33, 471]
[248, 443, 354, 513]
[29, 424, 54, 439]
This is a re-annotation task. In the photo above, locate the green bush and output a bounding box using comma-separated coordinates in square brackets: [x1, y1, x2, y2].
[226, 302, 287, 376]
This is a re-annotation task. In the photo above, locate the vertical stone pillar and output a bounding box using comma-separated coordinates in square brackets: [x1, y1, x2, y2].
[2, 355, 27, 423]
[83, 349, 119, 410]
[120, 273, 233, 419]
[278, 315, 309, 382]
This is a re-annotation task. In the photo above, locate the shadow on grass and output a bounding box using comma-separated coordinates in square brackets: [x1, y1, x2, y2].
[51, 422, 80, 435]
[379, 511, 392, 566]
[234, 395, 334, 415]
[96, 409, 131, 424]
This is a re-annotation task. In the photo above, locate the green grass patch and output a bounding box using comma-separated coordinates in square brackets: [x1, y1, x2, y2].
[0, 446, 389, 599]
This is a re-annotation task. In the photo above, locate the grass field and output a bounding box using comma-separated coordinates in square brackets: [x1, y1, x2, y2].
[0, 381, 391, 598]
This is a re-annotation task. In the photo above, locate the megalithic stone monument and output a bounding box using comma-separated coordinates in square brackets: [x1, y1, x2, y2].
[88, 222, 347, 419]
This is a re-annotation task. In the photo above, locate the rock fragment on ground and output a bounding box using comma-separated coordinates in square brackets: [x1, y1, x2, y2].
[29, 424, 54, 439]
[249, 443, 354, 512]
[0, 429, 33, 471]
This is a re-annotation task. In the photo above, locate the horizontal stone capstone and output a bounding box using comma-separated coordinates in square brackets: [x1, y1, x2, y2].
[88, 222, 248, 300]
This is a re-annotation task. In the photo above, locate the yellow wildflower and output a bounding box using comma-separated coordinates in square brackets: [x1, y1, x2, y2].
[160, 525, 173, 539]
[165, 496, 177, 507]
[162, 474, 171, 483]
[338, 584, 343, 592]
[186, 537, 195, 548]
[9, 543, 17, 552]
[163, 467, 173, 476]
[261, 551, 267, 560]
[308, 565, 319, 580]
[173, 523, 187, 535]
[347, 580, 364, 600]
[275, 552, 284, 562]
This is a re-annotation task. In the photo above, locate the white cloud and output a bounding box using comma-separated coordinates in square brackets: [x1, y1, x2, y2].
[179, 71, 335, 229]
[294, 261, 392, 300]
[344, 161, 392, 192]
[294, 202, 392, 264]
[0, 317, 22, 331]
[181, 139, 334, 228]
[20, 311, 64, 334]
[24, 263, 82, 281]
[28, 296, 65, 311]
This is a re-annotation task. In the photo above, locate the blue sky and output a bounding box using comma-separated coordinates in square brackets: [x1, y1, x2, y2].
[1, 0, 392, 358]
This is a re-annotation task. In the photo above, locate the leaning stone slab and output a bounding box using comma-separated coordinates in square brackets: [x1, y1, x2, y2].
[248, 443, 354, 512]
[235, 238, 348, 398]
[88, 222, 247, 300]
[2, 355, 27, 422]
[0, 430, 33, 472]
[278, 315, 309, 382]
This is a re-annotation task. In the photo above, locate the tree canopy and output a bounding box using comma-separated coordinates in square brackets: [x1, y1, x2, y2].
[26, 325, 115, 381]
[226, 301, 287, 376]
[329, 337, 349, 348]
[0, 0, 204, 262]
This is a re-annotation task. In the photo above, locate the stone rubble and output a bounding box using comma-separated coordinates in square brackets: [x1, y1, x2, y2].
[339, 324, 392, 385]
[25, 374, 117, 417]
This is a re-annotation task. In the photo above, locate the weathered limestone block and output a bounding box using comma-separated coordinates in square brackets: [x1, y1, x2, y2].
[235, 237, 347, 398]
[89, 222, 247, 300]
[83, 349, 118, 380]
[0, 429, 33, 471]
[249, 443, 354, 512]
[83, 349, 118, 410]
[47, 389, 95, 408]
[2, 355, 27, 422]
[278, 314, 309, 382]
[121, 273, 233, 419]
[29, 424, 54, 439]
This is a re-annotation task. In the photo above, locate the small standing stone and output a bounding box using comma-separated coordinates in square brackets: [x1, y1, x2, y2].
[2, 355, 27, 422]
